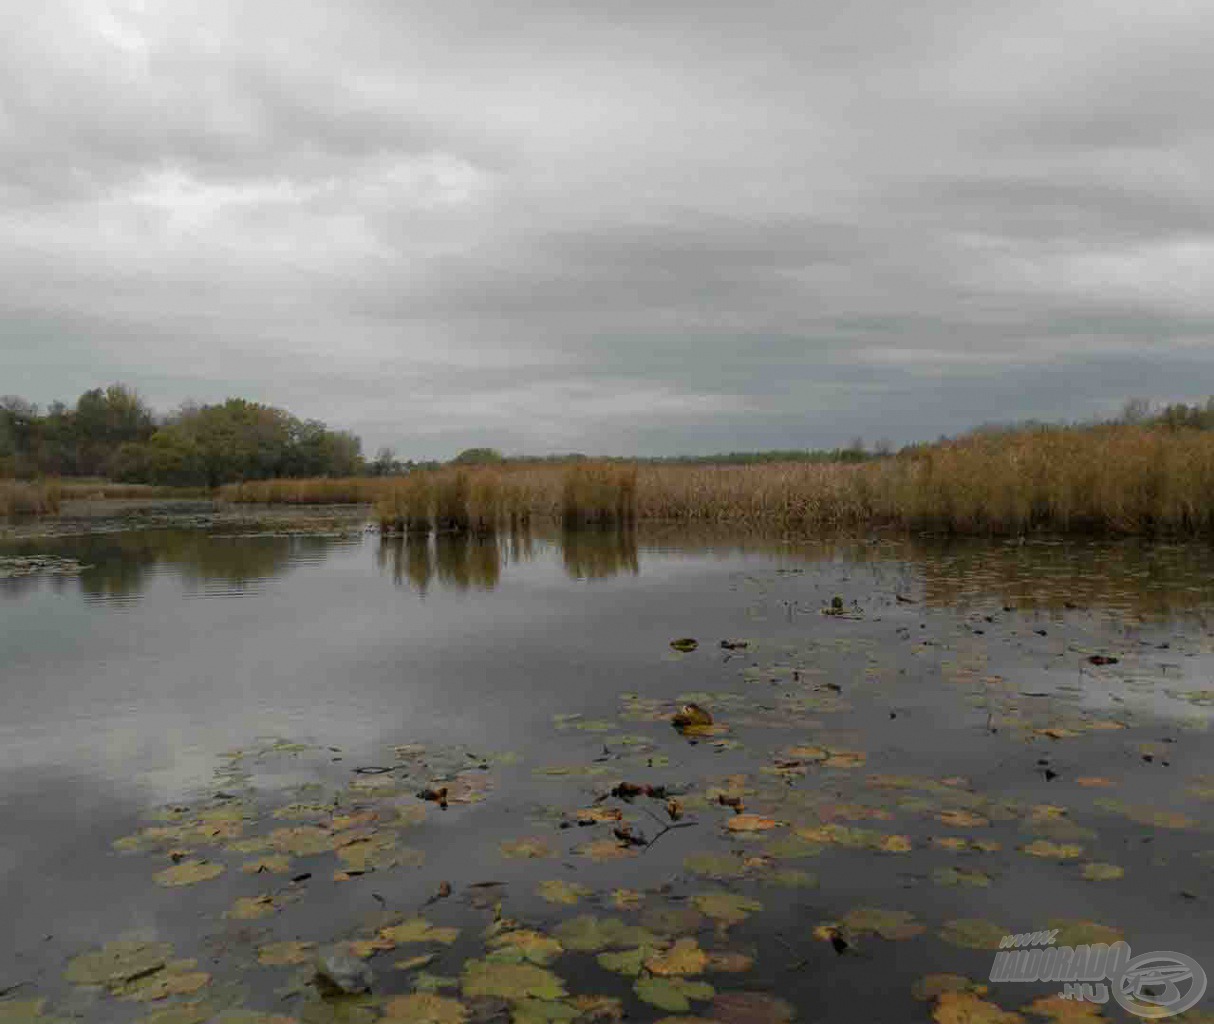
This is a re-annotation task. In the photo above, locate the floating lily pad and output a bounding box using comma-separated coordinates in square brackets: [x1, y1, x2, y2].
[939, 919, 1008, 950]
[537, 880, 592, 905]
[153, 860, 225, 887]
[644, 939, 708, 976]
[381, 919, 460, 946]
[692, 892, 762, 927]
[634, 977, 714, 1013]
[65, 941, 174, 988]
[381, 994, 468, 1024]
[460, 961, 566, 1001]
[1081, 863, 1124, 882]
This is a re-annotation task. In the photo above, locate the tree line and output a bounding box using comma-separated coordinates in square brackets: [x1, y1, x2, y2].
[0, 385, 362, 486]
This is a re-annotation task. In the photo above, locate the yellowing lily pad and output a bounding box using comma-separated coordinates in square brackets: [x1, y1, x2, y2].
[554, 917, 657, 953]
[644, 939, 709, 976]
[380, 919, 460, 946]
[381, 994, 468, 1024]
[838, 907, 925, 940]
[1081, 863, 1124, 882]
[537, 880, 592, 906]
[112, 961, 210, 1002]
[499, 838, 555, 860]
[65, 941, 174, 988]
[939, 919, 1008, 950]
[242, 855, 292, 875]
[488, 930, 564, 966]
[153, 860, 225, 887]
[692, 892, 762, 927]
[258, 941, 316, 966]
[1021, 840, 1083, 860]
[932, 992, 1024, 1024]
[460, 961, 566, 1001]
[226, 895, 277, 920]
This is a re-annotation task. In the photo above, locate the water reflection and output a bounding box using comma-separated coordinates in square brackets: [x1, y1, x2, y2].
[376, 528, 541, 593]
[0, 528, 356, 602]
[562, 526, 639, 580]
[376, 525, 1214, 617]
[5, 513, 1214, 617]
[916, 538, 1214, 616]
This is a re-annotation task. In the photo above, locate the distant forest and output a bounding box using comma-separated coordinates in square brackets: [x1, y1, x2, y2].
[0, 386, 361, 486]
[4, 385, 1214, 487]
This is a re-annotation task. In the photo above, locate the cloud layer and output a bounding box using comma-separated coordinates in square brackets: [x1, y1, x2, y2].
[4, 0, 1213, 456]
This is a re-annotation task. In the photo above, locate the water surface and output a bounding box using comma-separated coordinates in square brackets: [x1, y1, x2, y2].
[2, 517, 1212, 1022]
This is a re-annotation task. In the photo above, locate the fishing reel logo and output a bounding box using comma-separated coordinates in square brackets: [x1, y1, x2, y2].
[989, 933, 1207, 1019]
[1114, 952, 1206, 1019]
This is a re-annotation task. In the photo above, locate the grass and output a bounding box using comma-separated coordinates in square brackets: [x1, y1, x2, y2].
[212, 423, 1214, 537]
[0, 480, 62, 515]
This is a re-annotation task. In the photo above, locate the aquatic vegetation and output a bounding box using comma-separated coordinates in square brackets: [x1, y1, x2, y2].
[0, 480, 61, 515]
[13, 546, 1214, 1023]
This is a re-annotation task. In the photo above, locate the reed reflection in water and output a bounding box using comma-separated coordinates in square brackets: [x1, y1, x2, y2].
[377, 523, 1214, 617]
[376, 526, 641, 592]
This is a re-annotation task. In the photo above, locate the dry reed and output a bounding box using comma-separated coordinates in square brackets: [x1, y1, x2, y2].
[220, 425, 1214, 537]
[0, 480, 62, 515]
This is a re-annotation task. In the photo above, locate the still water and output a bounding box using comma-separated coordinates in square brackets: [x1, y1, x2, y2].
[2, 514, 1213, 1022]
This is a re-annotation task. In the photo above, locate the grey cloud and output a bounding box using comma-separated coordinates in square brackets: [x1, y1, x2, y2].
[3, 0, 1214, 458]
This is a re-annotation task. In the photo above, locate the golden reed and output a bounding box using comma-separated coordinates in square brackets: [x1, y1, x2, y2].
[208, 424, 1214, 536]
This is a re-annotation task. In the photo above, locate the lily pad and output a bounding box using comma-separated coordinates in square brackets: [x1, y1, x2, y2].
[644, 939, 709, 976]
[381, 919, 460, 946]
[153, 860, 225, 887]
[537, 880, 592, 906]
[692, 892, 762, 927]
[381, 994, 468, 1024]
[65, 941, 174, 988]
[460, 961, 566, 1001]
[634, 977, 714, 1013]
[939, 919, 1008, 950]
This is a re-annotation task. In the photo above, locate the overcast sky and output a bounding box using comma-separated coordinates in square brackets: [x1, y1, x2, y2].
[3, 0, 1213, 457]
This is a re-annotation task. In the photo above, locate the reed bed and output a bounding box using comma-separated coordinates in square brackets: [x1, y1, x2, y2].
[222, 425, 1214, 537]
[0, 480, 62, 515]
[219, 477, 385, 504]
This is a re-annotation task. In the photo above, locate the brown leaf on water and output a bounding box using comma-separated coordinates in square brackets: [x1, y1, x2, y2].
[938, 810, 989, 828]
[575, 838, 638, 862]
[258, 942, 316, 966]
[912, 975, 989, 1001]
[1021, 994, 1107, 1021]
[726, 814, 783, 833]
[576, 807, 623, 824]
[932, 992, 1024, 1024]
